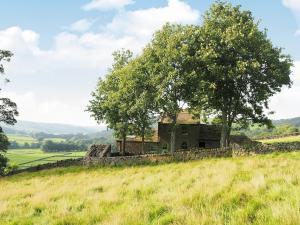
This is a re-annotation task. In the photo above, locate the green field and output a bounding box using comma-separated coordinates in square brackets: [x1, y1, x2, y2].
[7, 134, 66, 145]
[6, 149, 86, 169]
[259, 135, 300, 144]
[1, 152, 300, 224]
[7, 134, 38, 144]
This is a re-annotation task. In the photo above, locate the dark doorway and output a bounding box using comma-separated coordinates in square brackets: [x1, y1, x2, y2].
[199, 141, 205, 148]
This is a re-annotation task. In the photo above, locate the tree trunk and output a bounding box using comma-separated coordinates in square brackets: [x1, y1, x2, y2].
[170, 114, 177, 154]
[121, 135, 126, 156]
[141, 129, 145, 155]
[170, 128, 176, 154]
[220, 111, 230, 148]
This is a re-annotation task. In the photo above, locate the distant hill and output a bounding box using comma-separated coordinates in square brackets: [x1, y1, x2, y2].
[1, 120, 106, 135]
[273, 117, 300, 127]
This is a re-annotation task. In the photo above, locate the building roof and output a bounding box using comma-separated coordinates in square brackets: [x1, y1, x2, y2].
[160, 111, 200, 124]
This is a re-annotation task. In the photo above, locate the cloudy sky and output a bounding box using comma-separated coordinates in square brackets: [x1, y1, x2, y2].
[0, 0, 299, 126]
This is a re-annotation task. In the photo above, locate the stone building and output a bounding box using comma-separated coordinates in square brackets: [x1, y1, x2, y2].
[116, 111, 221, 154]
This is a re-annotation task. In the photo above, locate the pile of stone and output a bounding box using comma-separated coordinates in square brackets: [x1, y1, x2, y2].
[85, 144, 111, 158]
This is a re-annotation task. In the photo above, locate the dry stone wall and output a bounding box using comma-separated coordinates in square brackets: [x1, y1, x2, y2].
[232, 142, 300, 156]
[6, 142, 300, 176]
[6, 158, 83, 176]
[84, 147, 232, 166]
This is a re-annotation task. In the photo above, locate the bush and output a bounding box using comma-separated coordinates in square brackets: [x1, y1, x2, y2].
[0, 132, 9, 176]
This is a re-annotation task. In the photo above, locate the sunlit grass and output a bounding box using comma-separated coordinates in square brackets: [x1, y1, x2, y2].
[1, 152, 300, 224]
[6, 149, 86, 169]
[7, 134, 37, 144]
[259, 135, 300, 144]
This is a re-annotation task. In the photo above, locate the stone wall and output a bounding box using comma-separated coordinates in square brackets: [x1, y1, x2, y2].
[84, 147, 232, 166]
[6, 158, 83, 176]
[232, 142, 300, 156]
[6, 141, 300, 176]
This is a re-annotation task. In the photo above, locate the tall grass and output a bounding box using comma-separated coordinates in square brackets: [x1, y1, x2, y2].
[259, 135, 300, 144]
[1, 152, 300, 224]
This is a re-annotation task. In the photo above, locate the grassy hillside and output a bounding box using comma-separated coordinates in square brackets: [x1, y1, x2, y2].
[7, 134, 38, 144]
[260, 135, 300, 144]
[2, 120, 105, 135]
[1, 152, 300, 225]
[6, 149, 86, 169]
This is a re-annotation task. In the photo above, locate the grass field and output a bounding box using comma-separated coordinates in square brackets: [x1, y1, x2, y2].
[7, 134, 38, 144]
[1, 152, 300, 224]
[6, 149, 86, 169]
[7, 134, 66, 145]
[259, 135, 300, 144]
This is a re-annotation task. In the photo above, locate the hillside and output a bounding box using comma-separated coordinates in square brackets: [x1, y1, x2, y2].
[1, 152, 300, 225]
[273, 117, 300, 127]
[1, 120, 106, 135]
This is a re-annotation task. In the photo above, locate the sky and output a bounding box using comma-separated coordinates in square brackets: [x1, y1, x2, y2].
[0, 0, 299, 126]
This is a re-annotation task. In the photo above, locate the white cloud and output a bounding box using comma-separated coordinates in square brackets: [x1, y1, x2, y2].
[295, 29, 300, 36]
[2, 91, 94, 126]
[69, 19, 94, 32]
[107, 0, 200, 38]
[283, 0, 300, 12]
[269, 61, 300, 119]
[83, 0, 134, 11]
[0, 0, 201, 126]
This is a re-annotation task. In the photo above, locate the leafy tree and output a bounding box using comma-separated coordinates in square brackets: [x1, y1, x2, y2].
[143, 23, 197, 153]
[190, 2, 292, 147]
[123, 57, 157, 154]
[0, 50, 18, 175]
[88, 49, 134, 155]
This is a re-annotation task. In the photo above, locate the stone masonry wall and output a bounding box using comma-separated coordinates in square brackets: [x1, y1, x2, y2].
[84, 147, 232, 166]
[232, 142, 300, 156]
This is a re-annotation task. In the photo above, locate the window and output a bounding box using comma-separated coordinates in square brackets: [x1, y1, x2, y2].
[181, 125, 188, 135]
[181, 141, 188, 149]
[199, 142, 205, 148]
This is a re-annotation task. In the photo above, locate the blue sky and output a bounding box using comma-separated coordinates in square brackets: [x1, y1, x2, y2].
[0, 0, 299, 126]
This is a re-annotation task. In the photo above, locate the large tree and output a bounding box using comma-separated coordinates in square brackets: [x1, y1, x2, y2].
[0, 50, 18, 175]
[88, 49, 133, 155]
[191, 2, 292, 147]
[143, 23, 198, 153]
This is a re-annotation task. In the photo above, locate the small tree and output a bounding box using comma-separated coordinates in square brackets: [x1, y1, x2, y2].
[191, 2, 293, 147]
[143, 23, 198, 153]
[0, 50, 18, 175]
[123, 57, 157, 154]
[88, 49, 133, 155]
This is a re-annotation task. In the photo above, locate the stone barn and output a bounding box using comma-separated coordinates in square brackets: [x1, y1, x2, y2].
[116, 111, 221, 154]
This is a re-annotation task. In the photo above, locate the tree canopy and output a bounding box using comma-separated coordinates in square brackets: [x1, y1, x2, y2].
[0, 50, 19, 175]
[88, 2, 293, 152]
[189, 2, 292, 147]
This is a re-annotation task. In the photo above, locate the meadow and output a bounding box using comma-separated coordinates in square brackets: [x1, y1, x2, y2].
[6, 134, 85, 169]
[7, 134, 66, 144]
[1, 152, 300, 225]
[7, 134, 38, 144]
[259, 135, 300, 144]
[6, 149, 86, 169]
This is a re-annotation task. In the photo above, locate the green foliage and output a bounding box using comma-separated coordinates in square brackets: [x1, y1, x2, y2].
[88, 2, 293, 151]
[41, 140, 86, 152]
[189, 2, 292, 146]
[88, 49, 134, 154]
[142, 23, 198, 152]
[0, 49, 18, 175]
[0, 131, 9, 175]
[122, 56, 157, 153]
